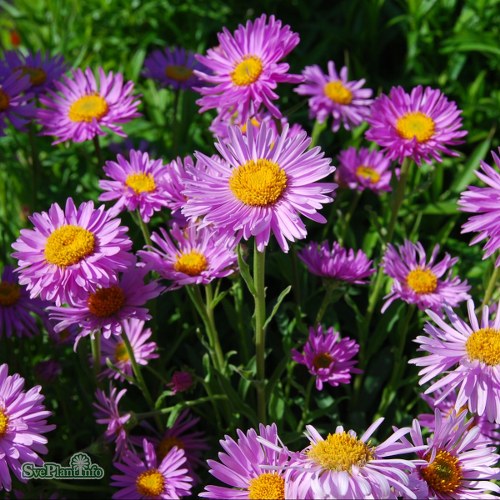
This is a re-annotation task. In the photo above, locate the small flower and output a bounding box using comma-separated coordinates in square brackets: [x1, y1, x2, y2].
[93, 385, 132, 458]
[337, 147, 393, 193]
[299, 241, 375, 284]
[99, 149, 170, 223]
[201, 423, 290, 499]
[366, 86, 466, 165]
[48, 266, 162, 344]
[399, 410, 500, 499]
[143, 46, 203, 90]
[292, 325, 361, 390]
[100, 318, 158, 381]
[458, 148, 500, 266]
[410, 299, 500, 424]
[0, 363, 55, 492]
[168, 371, 193, 394]
[0, 265, 47, 338]
[183, 123, 336, 252]
[382, 240, 470, 313]
[12, 198, 134, 306]
[1, 50, 66, 94]
[111, 438, 192, 499]
[0, 70, 34, 135]
[295, 61, 372, 132]
[37, 67, 140, 144]
[139, 222, 237, 289]
[195, 14, 302, 119]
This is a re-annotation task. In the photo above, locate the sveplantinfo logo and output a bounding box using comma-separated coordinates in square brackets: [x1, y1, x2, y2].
[22, 452, 104, 480]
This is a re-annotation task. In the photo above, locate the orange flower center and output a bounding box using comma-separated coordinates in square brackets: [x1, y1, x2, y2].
[136, 468, 165, 497]
[174, 251, 208, 276]
[44, 225, 95, 267]
[0, 89, 10, 112]
[165, 65, 193, 82]
[125, 173, 156, 194]
[406, 268, 437, 294]
[324, 81, 353, 105]
[465, 327, 500, 366]
[356, 165, 381, 183]
[420, 449, 462, 494]
[18, 66, 47, 86]
[156, 436, 185, 461]
[395, 111, 435, 143]
[68, 94, 109, 123]
[0, 408, 8, 438]
[0, 282, 21, 307]
[231, 56, 263, 86]
[87, 286, 125, 318]
[248, 472, 285, 500]
[313, 352, 334, 369]
[114, 341, 129, 363]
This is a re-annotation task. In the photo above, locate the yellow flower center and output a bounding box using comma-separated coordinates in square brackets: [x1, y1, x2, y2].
[136, 469, 165, 497]
[229, 159, 287, 206]
[0, 282, 21, 307]
[0, 408, 8, 438]
[406, 268, 437, 294]
[174, 250, 208, 276]
[0, 89, 10, 112]
[356, 165, 381, 184]
[44, 225, 95, 267]
[87, 286, 125, 318]
[420, 449, 462, 495]
[156, 436, 185, 461]
[165, 65, 193, 82]
[313, 352, 334, 369]
[231, 56, 263, 86]
[465, 327, 500, 366]
[248, 472, 285, 500]
[68, 94, 109, 123]
[125, 173, 156, 194]
[114, 341, 129, 363]
[395, 111, 435, 143]
[240, 117, 261, 134]
[307, 432, 374, 471]
[324, 81, 353, 105]
[18, 66, 47, 86]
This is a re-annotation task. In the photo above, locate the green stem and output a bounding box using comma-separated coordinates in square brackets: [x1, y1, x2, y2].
[135, 395, 228, 419]
[309, 120, 327, 149]
[92, 135, 103, 169]
[90, 331, 101, 381]
[338, 191, 362, 245]
[315, 281, 339, 325]
[253, 242, 267, 424]
[482, 264, 500, 307]
[135, 210, 152, 246]
[297, 377, 315, 432]
[205, 283, 225, 372]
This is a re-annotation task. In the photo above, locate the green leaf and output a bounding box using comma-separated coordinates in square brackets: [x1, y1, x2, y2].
[237, 244, 256, 296]
[263, 285, 292, 330]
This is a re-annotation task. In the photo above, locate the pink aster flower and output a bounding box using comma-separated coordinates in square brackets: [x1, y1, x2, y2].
[139, 222, 237, 289]
[337, 146, 393, 193]
[99, 318, 158, 381]
[0, 70, 34, 135]
[381, 240, 470, 313]
[162, 156, 195, 215]
[168, 371, 193, 394]
[0, 363, 55, 492]
[48, 265, 162, 344]
[112, 438, 192, 499]
[93, 385, 132, 459]
[99, 149, 170, 223]
[291, 325, 361, 390]
[366, 86, 467, 165]
[183, 123, 336, 252]
[201, 423, 291, 499]
[286, 418, 420, 499]
[1, 50, 66, 95]
[195, 14, 302, 119]
[295, 61, 373, 132]
[459, 149, 500, 266]
[12, 197, 134, 306]
[143, 46, 203, 90]
[399, 410, 500, 499]
[299, 241, 375, 284]
[410, 299, 500, 424]
[37, 67, 140, 144]
[0, 265, 48, 338]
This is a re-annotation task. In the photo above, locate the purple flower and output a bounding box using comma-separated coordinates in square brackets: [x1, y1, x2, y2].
[1, 50, 66, 94]
[168, 371, 193, 394]
[37, 67, 140, 144]
[295, 61, 373, 132]
[99, 318, 158, 381]
[195, 14, 302, 120]
[382, 240, 470, 313]
[143, 46, 203, 90]
[12, 198, 134, 306]
[99, 149, 170, 223]
[111, 438, 192, 498]
[0, 265, 47, 338]
[398, 410, 500, 498]
[292, 325, 361, 390]
[459, 148, 500, 266]
[410, 299, 500, 424]
[299, 241, 375, 284]
[0, 70, 34, 135]
[366, 86, 467, 165]
[48, 265, 162, 344]
[0, 363, 55, 492]
[201, 423, 290, 499]
[183, 123, 336, 252]
[139, 222, 237, 289]
[162, 156, 195, 215]
[337, 146, 393, 193]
